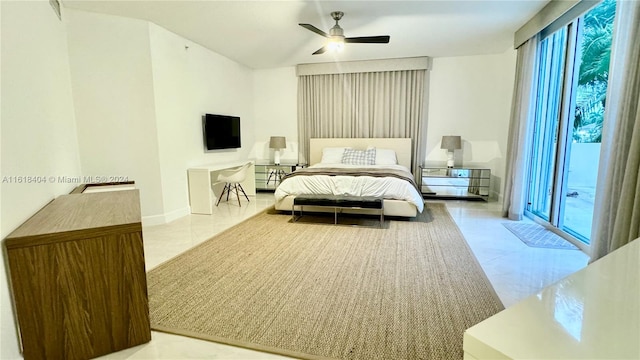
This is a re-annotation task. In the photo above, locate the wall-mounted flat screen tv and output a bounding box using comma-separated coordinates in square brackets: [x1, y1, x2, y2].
[203, 113, 241, 150]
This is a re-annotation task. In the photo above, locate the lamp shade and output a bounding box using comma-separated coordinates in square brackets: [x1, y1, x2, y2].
[440, 136, 462, 150]
[269, 136, 286, 149]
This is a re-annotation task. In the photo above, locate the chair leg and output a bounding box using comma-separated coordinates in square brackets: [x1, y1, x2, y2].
[217, 183, 249, 207]
[238, 184, 250, 202]
[234, 184, 241, 206]
[216, 183, 229, 206]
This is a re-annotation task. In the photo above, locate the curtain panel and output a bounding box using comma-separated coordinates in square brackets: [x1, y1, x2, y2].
[502, 36, 539, 220]
[297, 70, 428, 179]
[590, 0, 640, 261]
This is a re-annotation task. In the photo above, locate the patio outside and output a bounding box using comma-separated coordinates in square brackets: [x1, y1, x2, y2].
[563, 128, 601, 243]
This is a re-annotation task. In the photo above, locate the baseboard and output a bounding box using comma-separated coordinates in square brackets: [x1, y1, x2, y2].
[142, 206, 190, 226]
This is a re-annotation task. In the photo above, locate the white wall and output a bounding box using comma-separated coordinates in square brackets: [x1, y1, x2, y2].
[569, 143, 601, 188]
[253, 67, 299, 163]
[426, 50, 517, 199]
[66, 10, 165, 220]
[148, 23, 256, 221]
[1, 1, 82, 358]
[182, 29, 255, 168]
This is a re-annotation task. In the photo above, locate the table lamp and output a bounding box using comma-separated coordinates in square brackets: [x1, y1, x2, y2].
[269, 136, 286, 165]
[440, 135, 462, 168]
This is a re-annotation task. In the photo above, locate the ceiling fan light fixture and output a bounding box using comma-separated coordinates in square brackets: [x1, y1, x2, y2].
[300, 11, 390, 55]
[327, 36, 345, 52]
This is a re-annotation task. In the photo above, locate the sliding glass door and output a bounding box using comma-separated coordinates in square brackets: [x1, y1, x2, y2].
[527, 0, 616, 245]
[528, 28, 567, 221]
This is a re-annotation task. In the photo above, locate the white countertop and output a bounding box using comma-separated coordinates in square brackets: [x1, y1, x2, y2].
[188, 160, 253, 171]
[464, 239, 640, 359]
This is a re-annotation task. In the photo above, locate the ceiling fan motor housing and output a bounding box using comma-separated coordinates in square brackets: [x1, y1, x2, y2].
[329, 25, 344, 37]
[330, 11, 345, 39]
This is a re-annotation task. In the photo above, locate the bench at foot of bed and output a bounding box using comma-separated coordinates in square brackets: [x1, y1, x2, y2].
[292, 194, 384, 227]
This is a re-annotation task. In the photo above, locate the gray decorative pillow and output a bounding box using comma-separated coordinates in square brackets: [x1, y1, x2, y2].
[341, 148, 376, 165]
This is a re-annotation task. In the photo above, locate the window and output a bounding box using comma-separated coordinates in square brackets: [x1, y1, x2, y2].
[527, 0, 616, 245]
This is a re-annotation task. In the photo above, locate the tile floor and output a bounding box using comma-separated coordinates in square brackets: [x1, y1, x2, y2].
[103, 193, 589, 359]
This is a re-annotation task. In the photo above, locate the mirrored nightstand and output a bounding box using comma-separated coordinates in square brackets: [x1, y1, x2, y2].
[419, 167, 490, 200]
[255, 162, 306, 191]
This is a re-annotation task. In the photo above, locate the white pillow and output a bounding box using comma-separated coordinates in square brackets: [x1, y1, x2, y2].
[374, 148, 398, 165]
[321, 147, 350, 164]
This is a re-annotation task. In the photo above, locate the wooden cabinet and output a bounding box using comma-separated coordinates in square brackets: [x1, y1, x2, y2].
[4, 189, 151, 360]
[255, 162, 304, 191]
[419, 167, 491, 200]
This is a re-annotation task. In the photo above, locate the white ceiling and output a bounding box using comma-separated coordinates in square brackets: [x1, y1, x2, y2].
[63, 0, 549, 69]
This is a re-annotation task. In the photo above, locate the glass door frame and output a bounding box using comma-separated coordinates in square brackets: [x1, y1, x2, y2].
[552, 21, 580, 233]
[525, 21, 589, 251]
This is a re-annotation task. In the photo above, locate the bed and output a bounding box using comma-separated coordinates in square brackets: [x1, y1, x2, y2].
[274, 138, 424, 217]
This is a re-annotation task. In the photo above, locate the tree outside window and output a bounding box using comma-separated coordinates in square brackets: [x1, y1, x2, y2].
[573, 0, 616, 143]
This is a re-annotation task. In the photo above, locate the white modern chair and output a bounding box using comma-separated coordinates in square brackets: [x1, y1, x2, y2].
[215, 163, 251, 207]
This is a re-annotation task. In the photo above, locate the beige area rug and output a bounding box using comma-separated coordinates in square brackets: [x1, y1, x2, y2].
[147, 203, 503, 360]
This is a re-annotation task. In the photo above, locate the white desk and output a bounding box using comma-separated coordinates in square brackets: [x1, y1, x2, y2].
[187, 161, 256, 214]
[464, 239, 640, 359]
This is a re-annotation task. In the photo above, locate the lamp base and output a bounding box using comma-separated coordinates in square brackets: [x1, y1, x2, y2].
[274, 150, 281, 165]
[446, 151, 455, 168]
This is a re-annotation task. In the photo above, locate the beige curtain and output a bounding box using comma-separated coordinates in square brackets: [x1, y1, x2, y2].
[502, 36, 539, 220]
[590, 0, 640, 262]
[297, 70, 428, 179]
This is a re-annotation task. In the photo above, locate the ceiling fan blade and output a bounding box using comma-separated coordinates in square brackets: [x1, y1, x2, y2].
[299, 23, 329, 38]
[312, 46, 328, 55]
[345, 35, 390, 44]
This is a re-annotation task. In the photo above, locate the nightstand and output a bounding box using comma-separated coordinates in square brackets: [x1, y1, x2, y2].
[419, 167, 490, 200]
[254, 162, 306, 191]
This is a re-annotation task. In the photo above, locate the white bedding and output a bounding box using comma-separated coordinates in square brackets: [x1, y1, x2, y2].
[274, 163, 424, 212]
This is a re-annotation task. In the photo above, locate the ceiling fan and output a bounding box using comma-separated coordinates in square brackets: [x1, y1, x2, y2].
[299, 11, 390, 55]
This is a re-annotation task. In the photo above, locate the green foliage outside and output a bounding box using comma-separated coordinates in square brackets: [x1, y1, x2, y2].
[573, 0, 616, 143]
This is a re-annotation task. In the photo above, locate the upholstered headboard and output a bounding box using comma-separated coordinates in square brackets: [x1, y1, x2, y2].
[309, 138, 412, 169]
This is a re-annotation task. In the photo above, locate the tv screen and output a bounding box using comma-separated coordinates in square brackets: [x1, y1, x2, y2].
[203, 114, 241, 150]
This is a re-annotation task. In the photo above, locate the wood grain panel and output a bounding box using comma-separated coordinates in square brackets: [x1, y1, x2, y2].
[5, 190, 151, 359]
[7, 191, 141, 239]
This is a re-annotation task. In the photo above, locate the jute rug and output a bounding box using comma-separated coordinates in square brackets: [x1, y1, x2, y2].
[147, 203, 503, 359]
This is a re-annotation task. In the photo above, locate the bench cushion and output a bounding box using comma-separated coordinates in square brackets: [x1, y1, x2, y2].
[293, 194, 383, 209]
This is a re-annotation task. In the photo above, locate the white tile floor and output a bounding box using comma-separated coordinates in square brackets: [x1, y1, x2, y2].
[103, 193, 589, 359]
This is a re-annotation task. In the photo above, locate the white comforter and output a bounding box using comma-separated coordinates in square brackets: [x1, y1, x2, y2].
[274, 163, 424, 212]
